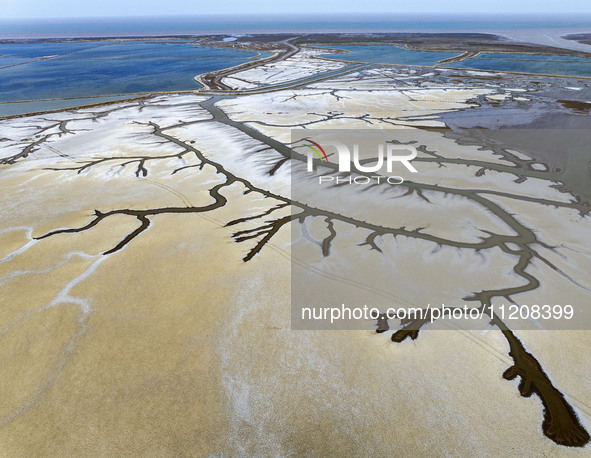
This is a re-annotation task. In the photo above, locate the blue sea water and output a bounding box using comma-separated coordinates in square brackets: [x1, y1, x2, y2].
[0, 57, 34, 68]
[441, 58, 591, 77]
[442, 52, 591, 75]
[0, 40, 270, 115]
[316, 45, 461, 67]
[0, 41, 101, 57]
[475, 53, 591, 62]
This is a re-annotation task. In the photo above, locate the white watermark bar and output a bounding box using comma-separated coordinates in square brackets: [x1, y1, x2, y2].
[290, 128, 591, 331]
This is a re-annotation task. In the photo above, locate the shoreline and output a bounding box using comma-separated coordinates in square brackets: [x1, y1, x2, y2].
[3, 32, 591, 119]
[3, 31, 591, 54]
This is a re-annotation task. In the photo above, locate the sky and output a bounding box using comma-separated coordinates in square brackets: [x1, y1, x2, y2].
[2, 0, 591, 19]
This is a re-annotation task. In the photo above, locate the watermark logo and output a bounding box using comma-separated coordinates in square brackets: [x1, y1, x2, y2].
[302, 138, 418, 174]
[304, 139, 329, 163]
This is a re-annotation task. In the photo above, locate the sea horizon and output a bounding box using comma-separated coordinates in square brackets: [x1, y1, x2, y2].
[2, 13, 591, 40]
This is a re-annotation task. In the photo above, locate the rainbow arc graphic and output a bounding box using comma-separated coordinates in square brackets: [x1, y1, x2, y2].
[304, 139, 329, 162]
